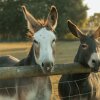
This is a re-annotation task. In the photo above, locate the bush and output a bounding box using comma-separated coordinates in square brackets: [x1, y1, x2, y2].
[64, 33, 78, 40]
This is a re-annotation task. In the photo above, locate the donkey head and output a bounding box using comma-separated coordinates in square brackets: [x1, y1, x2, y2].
[68, 20, 100, 72]
[22, 5, 58, 73]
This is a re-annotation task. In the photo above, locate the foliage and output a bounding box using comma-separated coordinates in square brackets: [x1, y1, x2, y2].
[0, 0, 27, 41]
[0, 0, 88, 41]
[47, 0, 88, 38]
[86, 13, 100, 29]
[64, 33, 78, 40]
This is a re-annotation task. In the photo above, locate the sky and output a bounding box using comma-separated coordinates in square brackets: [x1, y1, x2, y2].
[84, 0, 100, 17]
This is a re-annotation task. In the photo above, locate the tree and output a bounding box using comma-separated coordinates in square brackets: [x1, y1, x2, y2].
[0, 0, 27, 41]
[88, 13, 100, 28]
[0, 0, 88, 41]
[46, 0, 88, 38]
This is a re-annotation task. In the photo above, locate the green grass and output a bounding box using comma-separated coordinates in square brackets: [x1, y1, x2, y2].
[55, 41, 79, 63]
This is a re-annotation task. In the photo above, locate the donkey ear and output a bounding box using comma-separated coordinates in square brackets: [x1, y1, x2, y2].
[47, 5, 58, 30]
[67, 20, 85, 38]
[92, 26, 100, 39]
[22, 6, 40, 35]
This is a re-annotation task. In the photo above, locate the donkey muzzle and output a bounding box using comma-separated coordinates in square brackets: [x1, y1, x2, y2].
[91, 60, 100, 72]
[42, 62, 53, 73]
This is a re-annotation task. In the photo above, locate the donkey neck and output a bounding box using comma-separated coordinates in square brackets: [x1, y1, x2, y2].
[74, 45, 90, 67]
[25, 45, 37, 65]
[72, 46, 91, 80]
[69, 73, 90, 81]
[16, 45, 37, 66]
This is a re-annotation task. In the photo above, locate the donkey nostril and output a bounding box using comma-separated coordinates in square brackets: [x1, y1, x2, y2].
[92, 60, 96, 64]
[41, 62, 53, 72]
[47, 67, 50, 71]
[42, 63, 44, 67]
[51, 62, 53, 66]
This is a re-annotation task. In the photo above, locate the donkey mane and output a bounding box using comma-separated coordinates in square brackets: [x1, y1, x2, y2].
[26, 19, 48, 38]
[37, 19, 48, 26]
[37, 19, 55, 31]
[27, 18, 54, 38]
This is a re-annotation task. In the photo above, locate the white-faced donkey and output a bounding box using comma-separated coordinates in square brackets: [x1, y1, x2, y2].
[0, 5, 58, 100]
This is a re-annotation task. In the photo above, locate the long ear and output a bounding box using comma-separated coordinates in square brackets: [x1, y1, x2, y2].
[92, 26, 100, 39]
[67, 20, 85, 38]
[22, 6, 40, 35]
[47, 5, 58, 30]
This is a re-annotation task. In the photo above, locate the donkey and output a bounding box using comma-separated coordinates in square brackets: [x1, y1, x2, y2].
[0, 55, 19, 100]
[58, 20, 100, 100]
[0, 5, 58, 100]
[15, 5, 58, 100]
[0, 55, 19, 67]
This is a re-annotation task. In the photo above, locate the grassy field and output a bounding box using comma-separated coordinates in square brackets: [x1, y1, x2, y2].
[0, 41, 79, 100]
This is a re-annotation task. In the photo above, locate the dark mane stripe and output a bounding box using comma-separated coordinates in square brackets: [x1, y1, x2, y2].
[15, 45, 37, 66]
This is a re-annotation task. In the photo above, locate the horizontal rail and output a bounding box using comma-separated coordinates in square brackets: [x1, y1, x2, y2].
[0, 63, 91, 80]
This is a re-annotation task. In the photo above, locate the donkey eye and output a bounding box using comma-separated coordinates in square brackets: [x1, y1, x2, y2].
[34, 40, 38, 44]
[52, 39, 56, 43]
[52, 39, 56, 47]
[81, 44, 88, 49]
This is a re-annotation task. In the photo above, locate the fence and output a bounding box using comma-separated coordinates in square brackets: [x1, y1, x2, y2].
[0, 63, 98, 100]
[0, 63, 91, 80]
